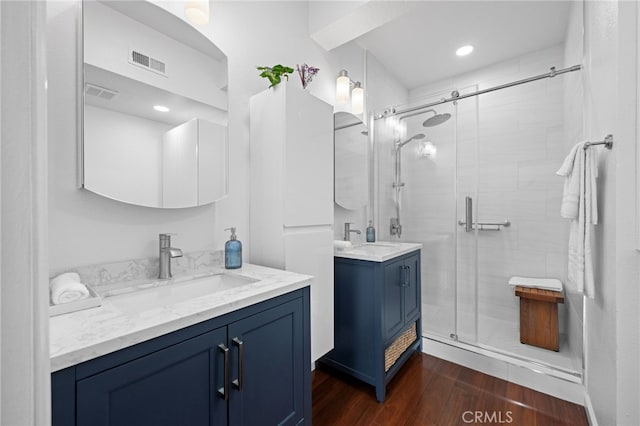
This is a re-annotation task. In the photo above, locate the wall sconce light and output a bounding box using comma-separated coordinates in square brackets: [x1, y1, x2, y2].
[351, 82, 364, 114]
[184, 0, 210, 26]
[336, 69, 365, 115]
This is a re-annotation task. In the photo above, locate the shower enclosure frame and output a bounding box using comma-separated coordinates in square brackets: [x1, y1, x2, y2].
[374, 65, 581, 121]
[373, 63, 586, 384]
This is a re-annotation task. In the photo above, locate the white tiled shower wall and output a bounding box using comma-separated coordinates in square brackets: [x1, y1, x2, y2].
[377, 43, 583, 368]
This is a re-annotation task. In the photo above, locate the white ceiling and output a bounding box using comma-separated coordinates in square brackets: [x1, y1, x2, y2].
[85, 64, 226, 126]
[353, 1, 573, 90]
[102, 0, 226, 61]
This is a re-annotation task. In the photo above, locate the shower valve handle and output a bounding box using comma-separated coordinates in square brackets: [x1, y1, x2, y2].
[465, 196, 473, 233]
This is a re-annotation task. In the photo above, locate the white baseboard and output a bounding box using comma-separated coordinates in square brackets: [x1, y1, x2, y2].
[584, 391, 598, 426]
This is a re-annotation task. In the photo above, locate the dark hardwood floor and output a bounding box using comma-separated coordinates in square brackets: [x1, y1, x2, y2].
[312, 353, 588, 425]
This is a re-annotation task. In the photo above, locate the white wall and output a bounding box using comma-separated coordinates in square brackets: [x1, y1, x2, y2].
[1, 2, 50, 424]
[614, 2, 640, 423]
[47, 1, 337, 271]
[582, 1, 618, 424]
[308, 1, 368, 36]
[582, 1, 640, 425]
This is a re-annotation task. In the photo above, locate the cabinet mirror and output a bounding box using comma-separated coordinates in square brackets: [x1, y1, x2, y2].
[334, 112, 369, 210]
[80, 0, 228, 208]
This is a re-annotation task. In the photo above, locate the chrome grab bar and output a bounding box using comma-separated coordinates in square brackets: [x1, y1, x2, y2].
[457, 219, 511, 231]
[464, 197, 473, 233]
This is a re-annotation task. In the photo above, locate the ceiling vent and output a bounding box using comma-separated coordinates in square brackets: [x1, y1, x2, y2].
[129, 49, 167, 76]
[85, 83, 119, 100]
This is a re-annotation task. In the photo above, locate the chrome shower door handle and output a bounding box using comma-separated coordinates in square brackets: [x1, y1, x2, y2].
[465, 196, 473, 233]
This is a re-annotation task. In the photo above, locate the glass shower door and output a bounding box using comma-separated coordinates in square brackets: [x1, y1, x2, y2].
[376, 69, 582, 378]
[414, 101, 457, 340]
[374, 94, 458, 342]
[454, 76, 582, 376]
[453, 86, 480, 344]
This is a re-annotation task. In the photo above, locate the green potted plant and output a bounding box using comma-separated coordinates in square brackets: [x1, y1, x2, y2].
[256, 64, 294, 88]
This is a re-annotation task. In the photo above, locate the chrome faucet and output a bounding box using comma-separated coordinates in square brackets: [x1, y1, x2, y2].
[344, 222, 361, 242]
[158, 233, 183, 279]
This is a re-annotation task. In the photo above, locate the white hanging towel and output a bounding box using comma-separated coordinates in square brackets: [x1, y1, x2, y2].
[556, 142, 598, 298]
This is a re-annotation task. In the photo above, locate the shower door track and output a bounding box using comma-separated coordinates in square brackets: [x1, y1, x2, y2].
[374, 64, 581, 119]
[424, 332, 583, 384]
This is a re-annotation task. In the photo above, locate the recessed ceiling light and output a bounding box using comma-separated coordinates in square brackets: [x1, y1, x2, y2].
[153, 105, 170, 112]
[456, 45, 474, 57]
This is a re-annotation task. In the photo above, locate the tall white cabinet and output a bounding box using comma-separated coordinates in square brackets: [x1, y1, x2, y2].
[250, 84, 334, 363]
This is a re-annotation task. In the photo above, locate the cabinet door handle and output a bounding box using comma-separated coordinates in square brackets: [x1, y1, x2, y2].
[218, 343, 229, 401]
[232, 337, 244, 391]
[399, 265, 406, 287]
[405, 265, 411, 287]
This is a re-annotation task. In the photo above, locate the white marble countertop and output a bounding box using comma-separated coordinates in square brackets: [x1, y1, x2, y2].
[334, 241, 422, 262]
[50, 263, 312, 372]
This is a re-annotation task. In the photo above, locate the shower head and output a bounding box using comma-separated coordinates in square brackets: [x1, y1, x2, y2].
[423, 112, 451, 127]
[396, 133, 425, 148]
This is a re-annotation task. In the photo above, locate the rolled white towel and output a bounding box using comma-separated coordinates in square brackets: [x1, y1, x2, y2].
[333, 240, 353, 250]
[50, 272, 90, 305]
[508, 276, 563, 292]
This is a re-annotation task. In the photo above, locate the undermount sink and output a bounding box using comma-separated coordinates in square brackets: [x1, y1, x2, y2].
[349, 243, 401, 255]
[357, 242, 401, 248]
[103, 273, 259, 313]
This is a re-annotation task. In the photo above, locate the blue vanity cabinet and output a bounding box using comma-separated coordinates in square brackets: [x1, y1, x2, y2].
[228, 299, 305, 426]
[76, 327, 228, 426]
[402, 253, 421, 325]
[383, 256, 407, 340]
[52, 288, 311, 426]
[321, 250, 421, 402]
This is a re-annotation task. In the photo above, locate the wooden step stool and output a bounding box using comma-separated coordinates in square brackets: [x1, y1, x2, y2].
[515, 286, 564, 351]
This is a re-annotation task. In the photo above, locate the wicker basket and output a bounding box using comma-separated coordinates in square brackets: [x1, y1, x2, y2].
[384, 322, 417, 372]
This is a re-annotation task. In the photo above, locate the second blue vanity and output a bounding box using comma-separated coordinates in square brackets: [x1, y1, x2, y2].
[321, 242, 422, 402]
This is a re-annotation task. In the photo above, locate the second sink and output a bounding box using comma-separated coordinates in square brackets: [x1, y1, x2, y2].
[334, 241, 422, 263]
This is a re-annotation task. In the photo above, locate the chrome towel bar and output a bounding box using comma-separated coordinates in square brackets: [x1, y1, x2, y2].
[583, 134, 613, 150]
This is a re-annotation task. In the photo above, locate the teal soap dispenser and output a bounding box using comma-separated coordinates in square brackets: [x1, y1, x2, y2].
[224, 227, 242, 269]
[366, 221, 376, 242]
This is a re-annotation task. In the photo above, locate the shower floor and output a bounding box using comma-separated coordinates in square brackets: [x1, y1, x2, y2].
[423, 302, 581, 375]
